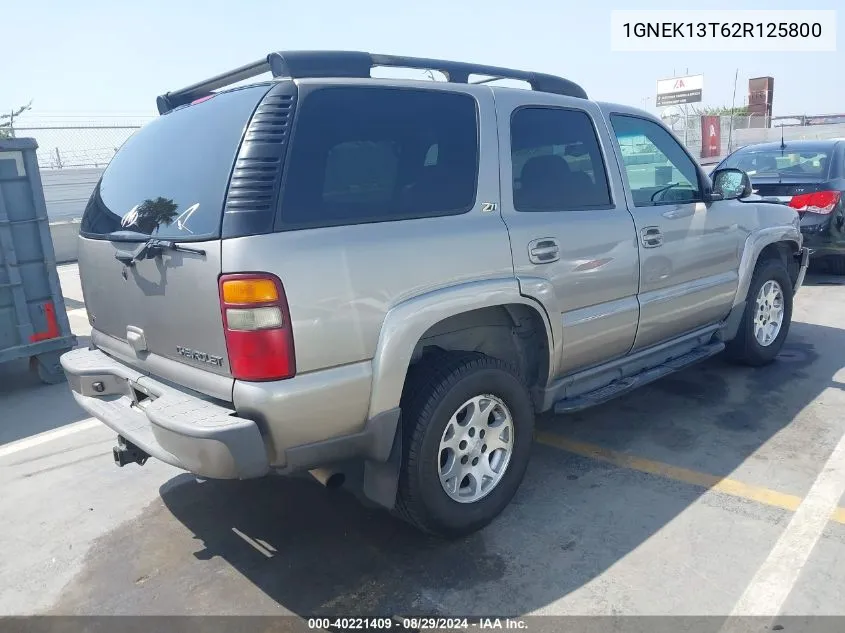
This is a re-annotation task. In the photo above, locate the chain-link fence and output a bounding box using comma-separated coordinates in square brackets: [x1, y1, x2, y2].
[662, 114, 769, 161]
[663, 114, 845, 164]
[9, 124, 142, 170]
[4, 123, 146, 221]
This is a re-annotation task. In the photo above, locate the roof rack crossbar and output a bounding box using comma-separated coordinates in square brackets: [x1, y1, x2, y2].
[156, 51, 588, 114]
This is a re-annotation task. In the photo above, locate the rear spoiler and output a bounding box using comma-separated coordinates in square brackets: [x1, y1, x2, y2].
[156, 58, 272, 115]
[156, 50, 588, 114]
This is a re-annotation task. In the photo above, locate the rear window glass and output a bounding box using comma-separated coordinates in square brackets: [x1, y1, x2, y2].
[278, 87, 478, 229]
[723, 148, 832, 178]
[80, 85, 269, 240]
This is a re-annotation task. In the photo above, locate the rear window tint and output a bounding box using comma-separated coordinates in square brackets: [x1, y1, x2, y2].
[278, 87, 478, 229]
[81, 85, 269, 240]
[511, 107, 613, 211]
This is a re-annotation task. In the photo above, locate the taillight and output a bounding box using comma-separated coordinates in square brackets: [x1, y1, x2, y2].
[219, 273, 296, 381]
[789, 190, 841, 215]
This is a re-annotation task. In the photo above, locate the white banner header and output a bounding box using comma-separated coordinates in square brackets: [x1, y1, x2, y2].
[611, 10, 837, 52]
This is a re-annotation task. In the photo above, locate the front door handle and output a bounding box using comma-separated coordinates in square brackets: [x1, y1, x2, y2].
[528, 238, 560, 264]
[662, 207, 695, 220]
[640, 226, 663, 249]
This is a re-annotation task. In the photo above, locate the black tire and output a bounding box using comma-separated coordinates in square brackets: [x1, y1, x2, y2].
[31, 354, 67, 385]
[395, 352, 535, 538]
[827, 255, 845, 276]
[724, 257, 793, 366]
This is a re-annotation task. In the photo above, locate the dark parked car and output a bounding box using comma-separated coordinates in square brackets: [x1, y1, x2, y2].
[715, 139, 845, 273]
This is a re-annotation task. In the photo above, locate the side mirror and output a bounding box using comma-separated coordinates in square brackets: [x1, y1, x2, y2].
[711, 168, 753, 201]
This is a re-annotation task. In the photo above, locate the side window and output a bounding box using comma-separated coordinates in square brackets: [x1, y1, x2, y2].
[610, 114, 702, 207]
[510, 107, 612, 212]
[280, 88, 478, 229]
[323, 141, 399, 204]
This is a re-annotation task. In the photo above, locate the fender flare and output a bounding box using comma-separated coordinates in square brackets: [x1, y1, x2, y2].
[366, 278, 556, 418]
[733, 224, 802, 307]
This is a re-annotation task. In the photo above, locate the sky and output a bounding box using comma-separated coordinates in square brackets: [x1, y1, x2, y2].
[2, 0, 843, 125]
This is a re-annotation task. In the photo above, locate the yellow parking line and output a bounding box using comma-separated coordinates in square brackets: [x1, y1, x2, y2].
[536, 432, 845, 525]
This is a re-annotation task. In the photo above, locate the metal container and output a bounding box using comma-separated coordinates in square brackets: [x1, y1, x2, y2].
[0, 138, 76, 383]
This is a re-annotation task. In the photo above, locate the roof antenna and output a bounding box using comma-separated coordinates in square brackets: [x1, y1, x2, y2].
[779, 124, 786, 152]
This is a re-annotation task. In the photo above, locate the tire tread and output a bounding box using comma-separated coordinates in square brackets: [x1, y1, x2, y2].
[395, 351, 527, 535]
[724, 257, 793, 366]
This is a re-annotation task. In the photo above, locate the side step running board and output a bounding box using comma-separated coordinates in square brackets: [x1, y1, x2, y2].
[553, 341, 725, 414]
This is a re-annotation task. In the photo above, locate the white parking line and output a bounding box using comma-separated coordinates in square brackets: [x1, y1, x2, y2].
[0, 419, 100, 458]
[232, 527, 274, 558]
[728, 427, 845, 618]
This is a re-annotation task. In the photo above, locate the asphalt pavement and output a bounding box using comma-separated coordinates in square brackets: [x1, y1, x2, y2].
[2, 264, 845, 624]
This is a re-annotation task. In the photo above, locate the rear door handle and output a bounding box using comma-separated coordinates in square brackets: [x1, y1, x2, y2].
[640, 226, 663, 249]
[528, 238, 560, 264]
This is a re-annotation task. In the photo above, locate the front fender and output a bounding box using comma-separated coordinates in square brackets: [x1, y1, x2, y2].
[734, 222, 802, 307]
[367, 278, 555, 418]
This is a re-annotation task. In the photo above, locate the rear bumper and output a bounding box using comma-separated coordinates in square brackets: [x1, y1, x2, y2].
[60, 347, 269, 479]
[60, 346, 402, 480]
[802, 241, 845, 258]
[801, 214, 845, 257]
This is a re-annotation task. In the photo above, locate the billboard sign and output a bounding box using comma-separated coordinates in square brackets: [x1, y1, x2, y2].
[656, 75, 703, 107]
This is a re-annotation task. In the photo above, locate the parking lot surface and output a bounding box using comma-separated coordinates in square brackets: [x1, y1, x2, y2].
[2, 264, 845, 620]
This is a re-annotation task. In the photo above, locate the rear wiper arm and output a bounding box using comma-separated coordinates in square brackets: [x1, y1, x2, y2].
[114, 238, 206, 266]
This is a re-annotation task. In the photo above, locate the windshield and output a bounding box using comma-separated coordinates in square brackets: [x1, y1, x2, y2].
[722, 148, 832, 179]
[80, 85, 270, 241]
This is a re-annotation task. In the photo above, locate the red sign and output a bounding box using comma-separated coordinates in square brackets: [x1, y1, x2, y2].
[700, 115, 721, 158]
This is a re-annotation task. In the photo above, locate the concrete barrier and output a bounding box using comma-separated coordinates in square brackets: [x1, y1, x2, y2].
[49, 220, 80, 264]
[42, 167, 102, 222]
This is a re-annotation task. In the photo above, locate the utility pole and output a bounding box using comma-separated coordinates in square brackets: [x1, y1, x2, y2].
[684, 69, 689, 147]
[727, 68, 739, 154]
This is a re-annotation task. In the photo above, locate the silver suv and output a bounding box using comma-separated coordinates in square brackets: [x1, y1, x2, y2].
[61, 51, 809, 537]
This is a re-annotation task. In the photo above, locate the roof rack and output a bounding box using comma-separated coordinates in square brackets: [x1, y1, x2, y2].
[156, 51, 588, 114]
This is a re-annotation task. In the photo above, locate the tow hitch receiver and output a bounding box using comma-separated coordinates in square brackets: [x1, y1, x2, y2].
[113, 435, 149, 467]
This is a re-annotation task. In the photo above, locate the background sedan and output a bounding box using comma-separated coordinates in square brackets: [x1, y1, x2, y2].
[715, 139, 845, 274]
